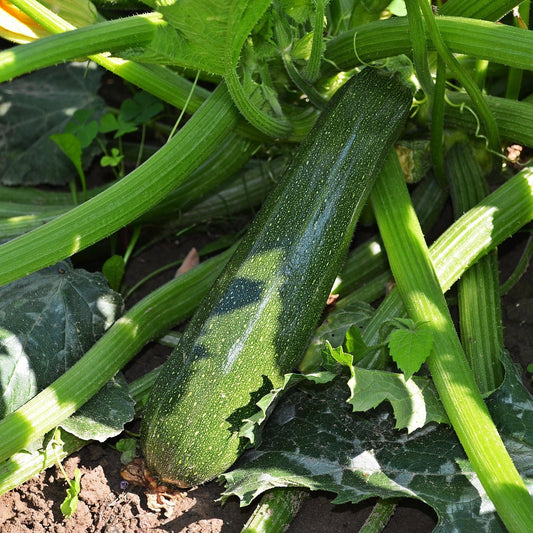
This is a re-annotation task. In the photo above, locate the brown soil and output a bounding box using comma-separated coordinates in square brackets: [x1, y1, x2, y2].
[0, 218, 531, 533]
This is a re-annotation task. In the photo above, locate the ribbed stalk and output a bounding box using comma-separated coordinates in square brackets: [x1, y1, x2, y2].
[362, 164, 533, 347]
[439, 0, 520, 20]
[370, 150, 533, 533]
[416, 0, 501, 175]
[325, 16, 533, 74]
[334, 177, 447, 298]
[446, 142, 504, 394]
[0, 82, 239, 288]
[0, 13, 162, 81]
[0, 246, 234, 463]
[0, 366, 163, 496]
[240, 489, 308, 533]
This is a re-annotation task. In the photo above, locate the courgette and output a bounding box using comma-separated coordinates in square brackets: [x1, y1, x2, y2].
[140, 68, 412, 487]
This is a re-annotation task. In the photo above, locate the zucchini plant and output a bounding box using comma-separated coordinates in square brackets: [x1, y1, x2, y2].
[0, 1, 533, 531]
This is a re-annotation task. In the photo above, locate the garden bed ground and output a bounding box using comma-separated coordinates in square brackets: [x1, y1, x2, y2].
[0, 219, 531, 532]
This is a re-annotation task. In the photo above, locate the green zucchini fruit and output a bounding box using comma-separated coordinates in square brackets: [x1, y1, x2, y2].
[140, 68, 412, 487]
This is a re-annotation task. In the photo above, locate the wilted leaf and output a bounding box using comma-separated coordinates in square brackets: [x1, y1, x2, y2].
[175, 248, 200, 277]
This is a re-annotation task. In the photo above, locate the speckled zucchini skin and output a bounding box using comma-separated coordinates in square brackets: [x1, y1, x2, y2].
[140, 68, 412, 487]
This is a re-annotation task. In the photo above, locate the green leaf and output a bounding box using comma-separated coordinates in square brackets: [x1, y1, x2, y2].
[50, 133, 83, 178]
[130, 0, 271, 75]
[344, 325, 369, 359]
[0, 63, 105, 186]
[346, 367, 447, 432]
[119, 91, 164, 125]
[100, 148, 125, 169]
[60, 468, 82, 519]
[115, 437, 138, 465]
[388, 319, 434, 380]
[301, 301, 374, 371]
[98, 112, 119, 134]
[0, 260, 123, 418]
[222, 352, 533, 531]
[59, 374, 135, 442]
[325, 341, 354, 368]
[63, 109, 99, 149]
[102, 254, 126, 290]
[325, 343, 447, 432]
[279, 0, 314, 25]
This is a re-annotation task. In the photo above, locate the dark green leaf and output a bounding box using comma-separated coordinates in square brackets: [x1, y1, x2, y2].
[0, 260, 123, 418]
[222, 352, 533, 532]
[119, 92, 164, 125]
[60, 374, 135, 442]
[0, 63, 105, 186]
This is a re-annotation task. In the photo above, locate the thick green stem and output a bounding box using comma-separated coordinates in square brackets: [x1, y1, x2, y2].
[325, 16, 533, 74]
[439, 0, 522, 21]
[430, 56, 446, 185]
[358, 499, 397, 533]
[0, 82, 239, 288]
[240, 489, 308, 533]
[444, 92, 533, 148]
[303, 0, 325, 82]
[224, 69, 292, 138]
[404, 0, 434, 97]
[370, 150, 533, 533]
[506, 1, 530, 100]
[334, 176, 447, 298]
[446, 142, 505, 394]
[9, 0, 81, 32]
[416, 0, 501, 175]
[0, 13, 163, 80]
[0, 366, 163, 496]
[361, 164, 533, 349]
[0, 247, 234, 463]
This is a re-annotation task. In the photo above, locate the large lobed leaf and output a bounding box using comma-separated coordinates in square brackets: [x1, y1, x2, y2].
[129, 0, 272, 75]
[0, 63, 104, 186]
[0, 260, 133, 441]
[222, 353, 533, 532]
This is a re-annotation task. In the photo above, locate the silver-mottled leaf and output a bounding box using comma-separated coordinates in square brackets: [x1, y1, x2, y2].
[222, 353, 533, 532]
[0, 260, 123, 417]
